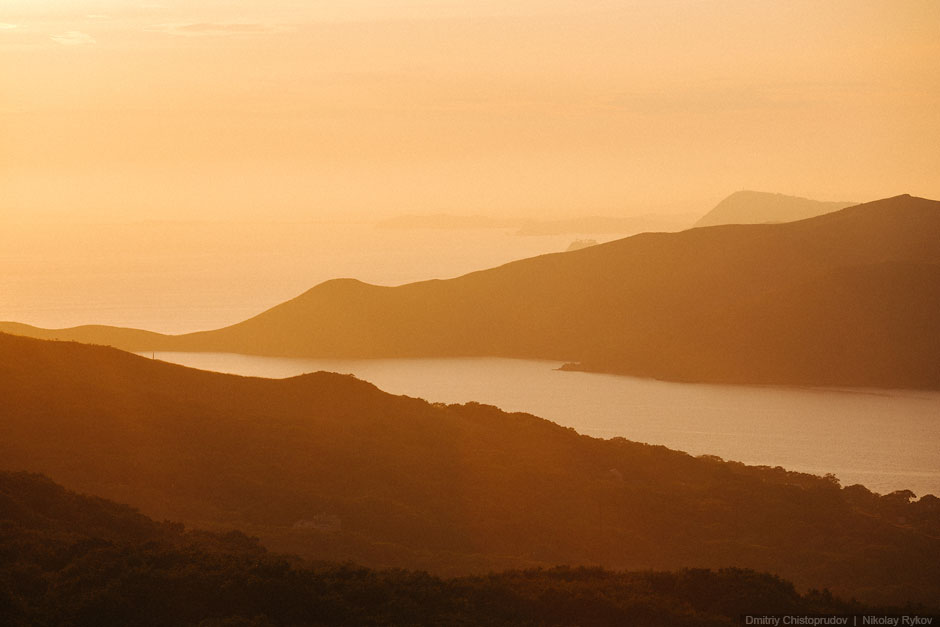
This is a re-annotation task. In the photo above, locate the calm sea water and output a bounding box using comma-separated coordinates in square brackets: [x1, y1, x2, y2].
[144, 352, 940, 498]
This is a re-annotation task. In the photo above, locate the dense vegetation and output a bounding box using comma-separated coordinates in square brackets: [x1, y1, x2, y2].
[3, 194, 939, 389]
[1, 471, 905, 627]
[1, 333, 938, 606]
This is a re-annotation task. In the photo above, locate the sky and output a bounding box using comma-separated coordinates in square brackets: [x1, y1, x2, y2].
[1, 0, 939, 222]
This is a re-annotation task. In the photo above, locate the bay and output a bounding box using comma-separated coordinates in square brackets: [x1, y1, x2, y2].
[143, 352, 940, 498]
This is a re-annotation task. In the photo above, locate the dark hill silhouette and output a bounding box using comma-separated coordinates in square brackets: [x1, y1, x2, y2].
[3, 471, 895, 626]
[3, 194, 937, 389]
[693, 190, 855, 227]
[1, 333, 938, 605]
[0, 320, 167, 347]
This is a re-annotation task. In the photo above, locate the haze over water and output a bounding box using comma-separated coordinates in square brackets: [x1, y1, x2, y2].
[0, 221, 580, 333]
[143, 352, 940, 499]
[3, 1, 940, 618]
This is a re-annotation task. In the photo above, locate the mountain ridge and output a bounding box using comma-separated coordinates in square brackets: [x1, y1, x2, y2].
[1, 332, 939, 605]
[4, 470, 903, 626]
[2, 194, 938, 388]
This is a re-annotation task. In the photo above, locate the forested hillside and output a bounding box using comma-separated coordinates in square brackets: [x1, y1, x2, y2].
[1, 471, 908, 626]
[1, 333, 938, 605]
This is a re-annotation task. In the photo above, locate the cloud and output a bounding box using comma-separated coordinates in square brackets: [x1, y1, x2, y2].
[50, 31, 97, 46]
[0, 23, 18, 30]
[145, 22, 288, 37]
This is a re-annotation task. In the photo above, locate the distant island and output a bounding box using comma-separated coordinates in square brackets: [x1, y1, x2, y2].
[2, 332, 939, 606]
[566, 238, 599, 251]
[2, 194, 939, 390]
[693, 190, 855, 227]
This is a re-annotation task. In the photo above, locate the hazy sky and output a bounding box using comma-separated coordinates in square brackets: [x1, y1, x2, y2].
[2, 0, 938, 222]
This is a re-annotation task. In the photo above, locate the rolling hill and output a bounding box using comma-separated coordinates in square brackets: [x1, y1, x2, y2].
[693, 191, 855, 227]
[3, 194, 938, 389]
[1, 333, 938, 605]
[2, 471, 892, 626]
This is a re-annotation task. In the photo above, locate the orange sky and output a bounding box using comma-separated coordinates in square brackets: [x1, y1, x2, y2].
[2, 0, 938, 222]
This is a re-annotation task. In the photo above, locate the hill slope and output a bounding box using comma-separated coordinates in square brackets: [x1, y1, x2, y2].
[3, 471, 892, 626]
[693, 191, 855, 227]
[4, 194, 937, 389]
[1, 333, 939, 605]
